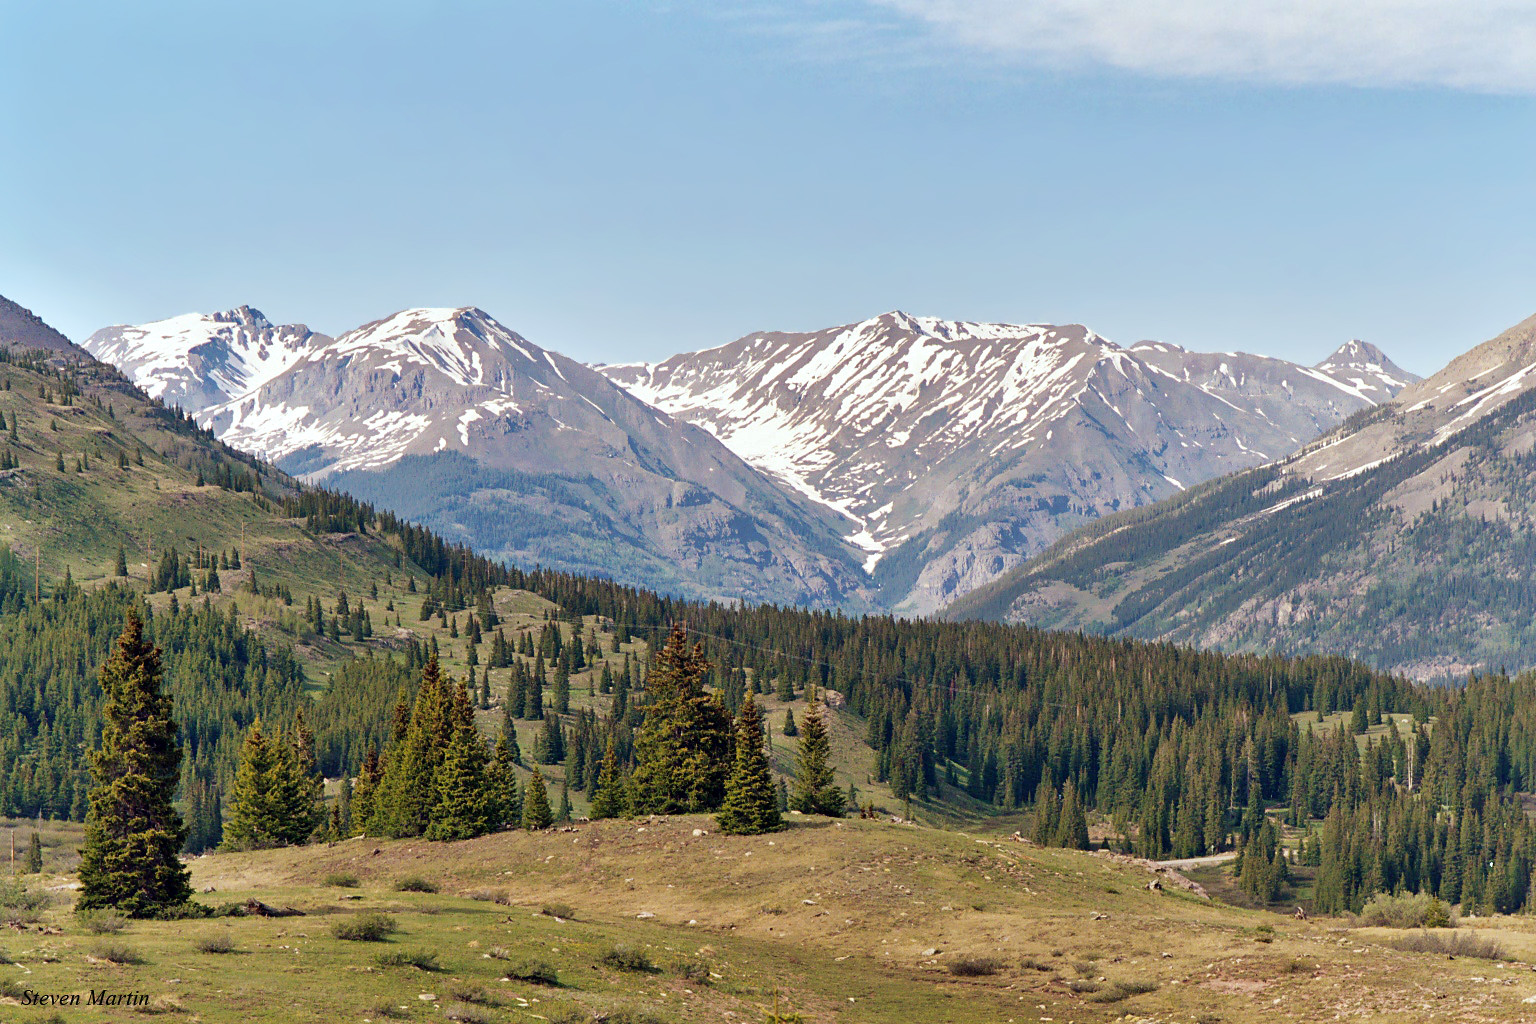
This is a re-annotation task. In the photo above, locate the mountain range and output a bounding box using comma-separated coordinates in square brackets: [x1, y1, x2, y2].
[947, 312, 1536, 678]
[83, 304, 1413, 613]
[602, 313, 1414, 612]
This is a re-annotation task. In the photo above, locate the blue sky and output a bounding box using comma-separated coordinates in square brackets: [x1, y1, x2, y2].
[3, 0, 1534, 374]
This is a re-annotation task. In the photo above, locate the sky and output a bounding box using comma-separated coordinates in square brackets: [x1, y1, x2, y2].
[3, 0, 1535, 375]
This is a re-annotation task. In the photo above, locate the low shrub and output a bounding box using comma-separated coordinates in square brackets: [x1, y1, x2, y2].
[1082, 978, 1158, 1003]
[394, 875, 438, 893]
[91, 941, 146, 965]
[194, 933, 236, 954]
[1020, 956, 1053, 972]
[1067, 979, 1100, 993]
[671, 956, 711, 983]
[368, 1003, 410, 1019]
[331, 912, 398, 941]
[598, 944, 656, 973]
[442, 1002, 494, 1024]
[503, 958, 559, 985]
[540, 902, 575, 920]
[946, 955, 1005, 977]
[323, 873, 360, 888]
[447, 983, 501, 1006]
[374, 950, 441, 970]
[1381, 929, 1505, 960]
[1357, 892, 1456, 929]
[78, 910, 128, 935]
[0, 881, 51, 913]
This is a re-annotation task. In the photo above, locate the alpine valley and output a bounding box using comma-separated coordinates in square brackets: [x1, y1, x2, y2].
[947, 311, 1536, 679]
[87, 306, 1414, 613]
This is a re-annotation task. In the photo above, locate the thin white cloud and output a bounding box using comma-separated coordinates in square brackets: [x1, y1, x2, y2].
[868, 0, 1536, 92]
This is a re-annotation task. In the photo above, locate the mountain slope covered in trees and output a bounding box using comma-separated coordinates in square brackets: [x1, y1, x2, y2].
[88, 306, 874, 609]
[947, 311, 1536, 679]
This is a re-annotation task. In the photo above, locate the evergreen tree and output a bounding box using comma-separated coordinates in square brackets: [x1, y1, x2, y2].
[782, 708, 797, 736]
[224, 721, 283, 849]
[589, 738, 629, 819]
[489, 726, 522, 828]
[350, 746, 383, 835]
[718, 696, 782, 835]
[557, 781, 572, 823]
[271, 712, 324, 845]
[1053, 779, 1090, 850]
[77, 612, 193, 916]
[528, 655, 545, 719]
[522, 768, 553, 830]
[426, 681, 493, 840]
[115, 546, 128, 577]
[369, 656, 453, 837]
[791, 697, 844, 817]
[631, 625, 734, 813]
[776, 776, 789, 812]
[24, 832, 42, 873]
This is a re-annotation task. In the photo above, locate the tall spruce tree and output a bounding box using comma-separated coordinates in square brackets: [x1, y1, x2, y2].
[522, 768, 553, 830]
[631, 624, 733, 813]
[77, 612, 193, 916]
[589, 738, 629, 819]
[489, 726, 522, 828]
[717, 695, 782, 835]
[24, 832, 42, 873]
[791, 697, 845, 817]
[224, 721, 282, 849]
[369, 656, 453, 837]
[426, 680, 493, 840]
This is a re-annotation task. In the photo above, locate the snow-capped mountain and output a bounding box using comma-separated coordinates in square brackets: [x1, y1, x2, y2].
[600, 312, 1417, 614]
[947, 311, 1536, 678]
[197, 307, 873, 608]
[83, 307, 324, 411]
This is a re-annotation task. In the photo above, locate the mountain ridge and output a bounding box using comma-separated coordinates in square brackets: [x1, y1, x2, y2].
[945, 309, 1536, 677]
[601, 310, 1417, 613]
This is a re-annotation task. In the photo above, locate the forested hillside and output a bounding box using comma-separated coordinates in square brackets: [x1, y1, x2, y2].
[946, 313, 1536, 680]
[6, 298, 1536, 921]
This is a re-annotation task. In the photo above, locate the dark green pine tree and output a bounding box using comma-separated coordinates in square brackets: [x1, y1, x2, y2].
[522, 768, 553, 830]
[717, 695, 782, 835]
[223, 720, 282, 849]
[631, 624, 734, 813]
[508, 663, 528, 721]
[489, 725, 522, 828]
[776, 776, 789, 812]
[76, 612, 193, 916]
[528, 655, 545, 719]
[790, 697, 845, 817]
[115, 546, 128, 577]
[536, 712, 565, 765]
[1054, 779, 1090, 850]
[24, 832, 42, 873]
[782, 708, 797, 736]
[271, 711, 324, 845]
[349, 746, 383, 836]
[589, 738, 629, 819]
[554, 658, 570, 715]
[426, 681, 493, 840]
[369, 656, 454, 837]
[557, 781, 572, 823]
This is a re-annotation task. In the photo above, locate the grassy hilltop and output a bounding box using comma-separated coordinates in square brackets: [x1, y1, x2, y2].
[9, 815, 1536, 1023]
